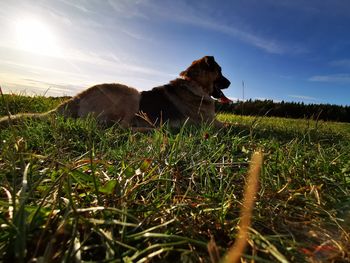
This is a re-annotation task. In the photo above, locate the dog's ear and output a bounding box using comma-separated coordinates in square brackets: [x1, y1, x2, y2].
[204, 56, 216, 70]
[180, 56, 215, 78]
[180, 68, 198, 78]
[180, 61, 200, 78]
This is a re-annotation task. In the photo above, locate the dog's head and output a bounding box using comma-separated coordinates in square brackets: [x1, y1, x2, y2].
[180, 56, 232, 103]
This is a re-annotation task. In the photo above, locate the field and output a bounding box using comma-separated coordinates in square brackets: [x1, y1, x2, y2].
[0, 94, 349, 262]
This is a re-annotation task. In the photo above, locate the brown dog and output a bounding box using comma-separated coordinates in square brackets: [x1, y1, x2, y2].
[0, 56, 231, 128]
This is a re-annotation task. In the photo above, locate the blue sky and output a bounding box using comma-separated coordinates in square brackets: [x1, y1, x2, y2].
[0, 0, 349, 105]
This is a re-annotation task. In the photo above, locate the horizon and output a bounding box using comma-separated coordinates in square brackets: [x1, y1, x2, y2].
[0, 0, 349, 106]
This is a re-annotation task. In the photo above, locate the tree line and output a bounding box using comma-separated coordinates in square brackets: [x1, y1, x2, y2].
[216, 99, 350, 123]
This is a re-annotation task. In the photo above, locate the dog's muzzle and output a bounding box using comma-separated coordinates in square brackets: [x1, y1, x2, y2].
[212, 76, 232, 104]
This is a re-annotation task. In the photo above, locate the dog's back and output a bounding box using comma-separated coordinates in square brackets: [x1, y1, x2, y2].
[56, 83, 141, 127]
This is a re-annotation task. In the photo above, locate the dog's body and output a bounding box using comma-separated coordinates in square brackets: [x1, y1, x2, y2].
[0, 56, 231, 128]
[55, 83, 141, 127]
[132, 78, 221, 128]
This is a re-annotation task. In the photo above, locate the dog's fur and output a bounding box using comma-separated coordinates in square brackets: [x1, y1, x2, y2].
[0, 56, 230, 128]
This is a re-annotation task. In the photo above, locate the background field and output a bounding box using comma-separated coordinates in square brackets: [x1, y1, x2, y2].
[0, 94, 349, 262]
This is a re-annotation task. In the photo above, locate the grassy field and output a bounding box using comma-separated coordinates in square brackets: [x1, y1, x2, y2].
[0, 94, 349, 262]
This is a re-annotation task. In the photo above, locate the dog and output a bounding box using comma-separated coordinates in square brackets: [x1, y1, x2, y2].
[0, 56, 231, 128]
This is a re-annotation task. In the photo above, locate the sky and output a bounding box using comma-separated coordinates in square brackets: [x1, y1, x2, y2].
[0, 0, 350, 106]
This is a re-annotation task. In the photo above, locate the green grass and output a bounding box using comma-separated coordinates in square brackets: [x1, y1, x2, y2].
[0, 93, 65, 116]
[0, 95, 349, 262]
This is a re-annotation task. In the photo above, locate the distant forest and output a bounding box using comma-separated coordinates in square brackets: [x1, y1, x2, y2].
[216, 99, 350, 123]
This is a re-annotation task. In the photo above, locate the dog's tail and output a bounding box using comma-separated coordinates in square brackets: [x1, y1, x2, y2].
[0, 110, 56, 128]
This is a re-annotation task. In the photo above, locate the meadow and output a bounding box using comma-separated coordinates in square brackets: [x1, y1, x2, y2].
[0, 94, 349, 262]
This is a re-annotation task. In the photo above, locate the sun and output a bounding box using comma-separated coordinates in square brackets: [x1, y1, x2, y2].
[14, 17, 62, 57]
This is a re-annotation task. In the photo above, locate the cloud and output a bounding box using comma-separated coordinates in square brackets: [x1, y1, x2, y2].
[1, 0, 307, 56]
[0, 44, 177, 96]
[120, 29, 153, 41]
[264, 0, 350, 17]
[288, 95, 318, 101]
[329, 59, 350, 68]
[193, 19, 287, 55]
[1, 80, 77, 96]
[107, 0, 149, 19]
[63, 48, 176, 79]
[21, 78, 80, 92]
[309, 74, 350, 83]
[144, 1, 306, 55]
[59, 0, 93, 14]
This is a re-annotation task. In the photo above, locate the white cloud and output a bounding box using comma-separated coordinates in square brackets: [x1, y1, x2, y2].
[62, 48, 176, 79]
[329, 59, 350, 68]
[288, 95, 317, 101]
[1, 80, 78, 97]
[107, 0, 149, 19]
[193, 19, 287, 55]
[0, 44, 177, 96]
[143, 1, 306, 55]
[0, 0, 307, 56]
[309, 74, 350, 83]
[264, 0, 350, 17]
[59, 0, 93, 14]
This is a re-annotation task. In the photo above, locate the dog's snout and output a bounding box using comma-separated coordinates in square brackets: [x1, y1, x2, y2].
[216, 76, 230, 90]
[222, 77, 230, 89]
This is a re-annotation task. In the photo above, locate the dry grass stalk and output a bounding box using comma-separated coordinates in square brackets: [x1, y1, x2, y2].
[223, 151, 263, 263]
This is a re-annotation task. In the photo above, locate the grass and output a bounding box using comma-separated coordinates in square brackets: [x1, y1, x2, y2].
[0, 95, 349, 262]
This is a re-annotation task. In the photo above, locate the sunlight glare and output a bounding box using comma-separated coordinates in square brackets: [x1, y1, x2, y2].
[14, 17, 62, 57]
